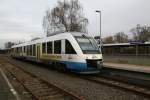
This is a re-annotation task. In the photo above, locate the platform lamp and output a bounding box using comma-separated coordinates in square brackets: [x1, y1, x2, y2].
[95, 10, 101, 44]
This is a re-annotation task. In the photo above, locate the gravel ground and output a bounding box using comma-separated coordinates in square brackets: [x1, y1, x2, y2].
[5, 56, 150, 100]
[0, 68, 16, 100]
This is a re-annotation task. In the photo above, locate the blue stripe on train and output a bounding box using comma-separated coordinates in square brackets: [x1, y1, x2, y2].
[64, 61, 87, 71]
[60, 61, 99, 72]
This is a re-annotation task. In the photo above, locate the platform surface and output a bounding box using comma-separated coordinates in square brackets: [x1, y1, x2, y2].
[104, 62, 150, 74]
[0, 68, 16, 100]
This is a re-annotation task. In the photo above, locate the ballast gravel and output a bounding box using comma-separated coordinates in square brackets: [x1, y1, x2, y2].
[8, 57, 150, 100]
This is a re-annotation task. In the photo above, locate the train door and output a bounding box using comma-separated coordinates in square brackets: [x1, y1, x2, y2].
[36, 44, 40, 61]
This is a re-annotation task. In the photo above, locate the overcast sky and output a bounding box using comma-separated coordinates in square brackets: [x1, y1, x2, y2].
[0, 0, 150, 48]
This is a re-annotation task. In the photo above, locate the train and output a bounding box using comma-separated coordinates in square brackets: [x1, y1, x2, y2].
[10, 32, 103, 74]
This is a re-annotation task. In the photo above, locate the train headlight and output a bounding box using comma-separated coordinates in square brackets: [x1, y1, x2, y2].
[97, 61, 103, 69]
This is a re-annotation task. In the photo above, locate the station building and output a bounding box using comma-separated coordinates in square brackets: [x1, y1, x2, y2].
[101, 42, 150, 56]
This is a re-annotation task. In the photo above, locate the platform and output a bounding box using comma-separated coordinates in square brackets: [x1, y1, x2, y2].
[104, 62, 150, 74]
[0, 68, 16, 100]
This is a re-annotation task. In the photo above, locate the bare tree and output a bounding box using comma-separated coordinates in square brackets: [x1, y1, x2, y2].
[114, 32, 128, 43]
[103, 36, 114, 44]
[43, 0, 88, 36]
[5, 42, 14, 49]
[139, 25, 150, 41]
[130, 24, 150, 42]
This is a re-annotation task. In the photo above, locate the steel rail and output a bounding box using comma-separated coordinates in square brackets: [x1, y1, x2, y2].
[2, 58, 84, 100]
[79, 75, 150, 98]
[5, 56, 150, 99]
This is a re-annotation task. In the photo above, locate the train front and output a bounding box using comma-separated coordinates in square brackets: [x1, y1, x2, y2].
[73, 34, 103, 74]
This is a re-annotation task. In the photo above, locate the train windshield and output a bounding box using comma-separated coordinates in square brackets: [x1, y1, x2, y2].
[75, 36, 101, 54]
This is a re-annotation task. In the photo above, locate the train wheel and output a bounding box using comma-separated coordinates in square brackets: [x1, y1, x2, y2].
[55, 62, 67, 72]
[53, 62, 60, 71]
[52, 62, 57, 69]
[61, 63, 67, 72]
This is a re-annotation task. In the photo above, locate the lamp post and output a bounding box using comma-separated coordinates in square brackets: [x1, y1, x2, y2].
[95, 10, 101, 43]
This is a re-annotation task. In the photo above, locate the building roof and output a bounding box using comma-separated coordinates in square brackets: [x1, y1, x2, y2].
[102, 42, 150, 47]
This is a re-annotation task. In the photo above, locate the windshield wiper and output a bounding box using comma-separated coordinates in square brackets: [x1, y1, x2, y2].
[82, 34, 95, 48]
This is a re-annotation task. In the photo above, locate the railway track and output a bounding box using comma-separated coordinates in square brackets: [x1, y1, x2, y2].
[101, 67, 150, 88]
[80, 74, 150, 98]
[0, 58, 84, 100]
[2, 56, 150, 99]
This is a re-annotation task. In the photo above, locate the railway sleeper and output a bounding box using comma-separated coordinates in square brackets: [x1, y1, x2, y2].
[26, 85, 50, 91]
[39, 93, 66, 100]
[24, 80, 41, 84]
[11, 72, 32, 79]
[21, 76, 36, 80]
[24, 81, 43, 85]
[30, 87, 51, 92]
[24, 83, 45, 88]
[33, 88, 54, 94]
[6, 71, 30, 83]
[35, 93, 60, 99]
[36, 90, 61, 97]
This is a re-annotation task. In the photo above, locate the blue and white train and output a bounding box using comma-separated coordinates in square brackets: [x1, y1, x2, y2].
[10, 32, 103, 74]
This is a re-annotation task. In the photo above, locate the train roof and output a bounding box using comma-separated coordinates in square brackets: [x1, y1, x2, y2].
[102, 42, 150, 47]
[12, 32, 89, 48]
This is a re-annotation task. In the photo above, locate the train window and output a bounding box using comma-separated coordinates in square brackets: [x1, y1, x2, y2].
[47, 42, 52, 54]
[16, 48, 18, 53]
[17, 47, 19, 53]
[54, 40, 61, 54]
[16, 47, 18, 53]
[30, 45, 32, 55]
[65, 40, 76, 54]
[11, 48, 13, 53]
[25, 46, 27, 53]
[33, 44, 36, 56]
[42, 43, 46, 54]
[20, 47, 22, 53]
[13, 48, 15, 53]
[26, 46, 27, 53]
[27, 45, 30, 55]
[15, 48, 17, 53]
[76, 37, 101, 54]
[26, 46, 28, 54]
[26, 46, 27, 55]
[18, 47, 20, 53]
[24, 46, 26, 53]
